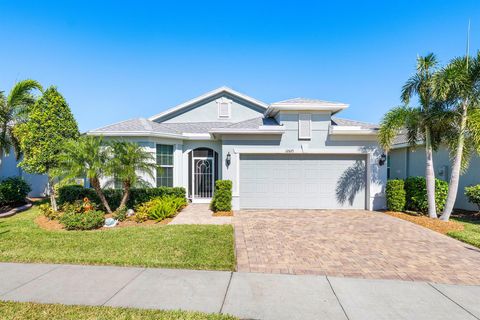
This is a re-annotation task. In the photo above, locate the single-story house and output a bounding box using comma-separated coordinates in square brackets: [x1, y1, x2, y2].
[87, 87, 387, 210]
[0, 148, 48, 198]
[388, 133, 480, 211]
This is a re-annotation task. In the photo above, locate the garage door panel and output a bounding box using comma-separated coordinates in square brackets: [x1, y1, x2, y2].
[239, 154, 366, 209]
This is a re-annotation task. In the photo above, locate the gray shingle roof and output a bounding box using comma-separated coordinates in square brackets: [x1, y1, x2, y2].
[91, 118, 179, 134]
[91, 116, 376, 136]
[331, 117, 379, 129]
[274, 97, 346, 105]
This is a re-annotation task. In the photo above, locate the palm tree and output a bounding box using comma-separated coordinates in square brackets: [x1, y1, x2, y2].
[0, 80, 43, 158]
[57, 136, 113, 213]
[379, 53, 442, 218]
[107, 141, 157, 209]
[434, 52, 480, 221]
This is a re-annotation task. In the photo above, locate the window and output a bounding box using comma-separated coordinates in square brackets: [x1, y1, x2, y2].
[156, 144, 174, 187]
[216, 97, 232, 119]
[298, 113, 311, 140]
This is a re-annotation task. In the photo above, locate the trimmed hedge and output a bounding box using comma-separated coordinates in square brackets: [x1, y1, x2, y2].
[404, 176, 448, 214]
[0, 177, 31, 207]
[465, 184, 480, 211]
[57, 185, 186, 211]
[386, 179, 406, 212]
[210, 180, 232, 212]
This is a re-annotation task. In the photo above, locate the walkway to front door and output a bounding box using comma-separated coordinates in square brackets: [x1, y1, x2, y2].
[170, 204, 232, 225]
[234, 209, 480, 285]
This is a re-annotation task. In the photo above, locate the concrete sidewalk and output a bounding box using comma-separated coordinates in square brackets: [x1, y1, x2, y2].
[1, 263, 479, 320]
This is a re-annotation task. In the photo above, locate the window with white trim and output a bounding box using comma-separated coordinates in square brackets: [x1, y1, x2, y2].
[156, 144, 174, 187]
[216, 97, 232, 119]
[298, 113, 312, 140]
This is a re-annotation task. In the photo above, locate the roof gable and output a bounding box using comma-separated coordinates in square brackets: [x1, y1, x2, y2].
[149, 86, 269, 122]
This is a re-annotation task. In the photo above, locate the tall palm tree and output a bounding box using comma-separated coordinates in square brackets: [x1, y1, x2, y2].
[434, 52, 480, 221]
[107, 141, 158, 209]
[0, 80, 43, 158]
[379, 53, 442, 218]
[57, 136, 113, 213]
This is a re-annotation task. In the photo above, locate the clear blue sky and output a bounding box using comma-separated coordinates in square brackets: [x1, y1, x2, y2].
[1, 1, 479, 132]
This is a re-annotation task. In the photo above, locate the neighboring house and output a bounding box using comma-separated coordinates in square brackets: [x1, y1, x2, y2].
[88, 87, 387, 210]
[0, 148, 48, 197]
[388, 132, 480, 211]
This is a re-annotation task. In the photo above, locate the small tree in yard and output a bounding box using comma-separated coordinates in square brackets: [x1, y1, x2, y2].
[15, 87, 79, 210]
[379, 54, 445, 218]
[107, 141, 157, 210]
[433, 52, 480, 221]
[56, 136, 113, 213]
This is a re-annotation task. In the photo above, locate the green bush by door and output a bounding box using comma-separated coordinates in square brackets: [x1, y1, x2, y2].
[210, 180, 232, 212]
[386, 176, 448, 214]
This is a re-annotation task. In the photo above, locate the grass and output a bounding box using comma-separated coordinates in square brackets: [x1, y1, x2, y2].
[0, 207, 235, 270]
[448, 217, 480, 248]
[0, 301, 237, 320]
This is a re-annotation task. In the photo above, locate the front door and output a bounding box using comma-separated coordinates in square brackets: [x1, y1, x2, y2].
[192, 157, 214, 202]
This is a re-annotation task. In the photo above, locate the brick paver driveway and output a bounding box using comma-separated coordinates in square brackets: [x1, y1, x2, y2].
[234, 210, 480, 285]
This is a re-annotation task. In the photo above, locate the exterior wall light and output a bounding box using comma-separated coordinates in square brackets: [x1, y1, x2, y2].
[378, 153, 387, 166]
[226, 152, 231, 167]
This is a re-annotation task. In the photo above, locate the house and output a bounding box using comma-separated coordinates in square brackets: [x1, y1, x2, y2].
[388, 132, 480, 211]
[0, 148, 48, 198]
[88, 87, 387, 211]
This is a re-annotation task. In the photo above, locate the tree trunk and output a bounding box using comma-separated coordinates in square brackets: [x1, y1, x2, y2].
[48, 175, 58, 211]
[119, 181, 131, 209]
[441, 102, 468, 221]
[425, 128, 437, 218]
[90, 177, 112, 214]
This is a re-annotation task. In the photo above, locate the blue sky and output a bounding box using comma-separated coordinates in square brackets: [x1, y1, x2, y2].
[1, 1, 479, 132]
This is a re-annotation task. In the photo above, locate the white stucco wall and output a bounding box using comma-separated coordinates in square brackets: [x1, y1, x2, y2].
[389, 145, 480, 211]
[0, 149, 48, 197]
[221, 111, 387, 211]
[160, 93, 265, 123]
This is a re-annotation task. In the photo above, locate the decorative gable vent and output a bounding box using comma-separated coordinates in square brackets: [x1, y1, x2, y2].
[298, 113, 311, 140]
[216, 97, 232, 119]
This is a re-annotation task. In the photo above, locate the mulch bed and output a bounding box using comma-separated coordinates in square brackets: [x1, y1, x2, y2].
[36, 214, 172, 231]
[384, 211, 464, 234]
[212, 211, 234, 217]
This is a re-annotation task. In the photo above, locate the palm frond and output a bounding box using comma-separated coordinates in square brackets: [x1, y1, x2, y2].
[7, 80, 43, 107]
[378, 106, 413, 150]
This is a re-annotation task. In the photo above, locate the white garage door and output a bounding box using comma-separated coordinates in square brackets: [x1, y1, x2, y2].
[239, 154, 366, 209]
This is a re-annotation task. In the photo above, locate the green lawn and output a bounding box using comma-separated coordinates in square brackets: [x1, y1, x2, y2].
[0, 207, 235, 270]
[448, 217, 480, 248]
[0, 301, 237, 320]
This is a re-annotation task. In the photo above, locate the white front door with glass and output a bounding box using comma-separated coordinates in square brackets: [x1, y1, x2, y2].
[191, 148, 216, 203]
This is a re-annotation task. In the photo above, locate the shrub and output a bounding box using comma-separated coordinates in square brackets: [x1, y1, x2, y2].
[404, 176, 448, 214]
[113, 206, 128, 222]
[386, 179, 406, 212]
[135, 196, 186, 222]
[0, 177, 31, 207]
[210, 180, 232, 212]
[57, 185, 96, 205]
[465, 185, 480, 211]
[39, 203, 61, 220]
[57, 185, 186, 211]
[133, 210, 148, 223]
[60, 210, 105, 230]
